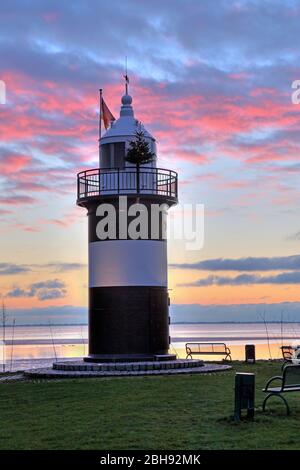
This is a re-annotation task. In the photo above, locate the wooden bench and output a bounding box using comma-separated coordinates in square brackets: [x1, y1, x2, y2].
[280, 345, 294, 371]
[262, 364, 300, 415]
[185, 342, 232, 361]
[281, 345, 293, 363]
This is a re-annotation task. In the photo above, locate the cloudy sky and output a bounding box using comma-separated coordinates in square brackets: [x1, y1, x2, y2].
[1, 0, 300, 323]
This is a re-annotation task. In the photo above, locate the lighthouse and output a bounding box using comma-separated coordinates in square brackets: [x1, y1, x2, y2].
[77, 81, 178, 362]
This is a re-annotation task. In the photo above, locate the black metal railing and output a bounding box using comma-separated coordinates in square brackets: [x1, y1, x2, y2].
[77, 167, 178, 200]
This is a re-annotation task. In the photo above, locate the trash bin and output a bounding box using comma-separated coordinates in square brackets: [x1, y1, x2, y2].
[234, 372, 255, 422]
[245, 344, 256, 364]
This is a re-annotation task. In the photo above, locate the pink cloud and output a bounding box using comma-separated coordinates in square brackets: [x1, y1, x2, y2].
[0, 154, 31, 175]
[0, 209, 12, 216]
[42, 11, 60, 23]
[0, 195, 37, 205]
[13, 223, 41, 233]
[1, 70, 300, 201]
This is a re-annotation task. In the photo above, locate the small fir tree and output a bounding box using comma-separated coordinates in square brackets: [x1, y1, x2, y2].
[126, 130, 155, 166]
[126, 131, 155, 192]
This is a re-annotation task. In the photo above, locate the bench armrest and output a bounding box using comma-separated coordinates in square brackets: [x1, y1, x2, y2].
[264, 376, 283, 391]
[185, 346, 192, 359]
[225, 346, 231, 354]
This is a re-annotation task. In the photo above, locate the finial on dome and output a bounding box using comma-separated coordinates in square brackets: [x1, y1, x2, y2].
[120, 64, 134, 117]
[120, 90, 134, 117]
[123, 56, 129, 95]
[123, 73, 129, 95]
[122, 94, 132, 105]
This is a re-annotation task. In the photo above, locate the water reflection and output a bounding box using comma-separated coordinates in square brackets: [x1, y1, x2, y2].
[1, 323, 299, 371]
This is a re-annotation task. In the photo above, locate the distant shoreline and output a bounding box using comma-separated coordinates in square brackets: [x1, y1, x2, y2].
[3, 335, 300, 345]
[3, 321, 300, 327]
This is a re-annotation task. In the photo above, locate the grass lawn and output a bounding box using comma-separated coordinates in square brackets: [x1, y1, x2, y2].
[0, 361, 299, 450]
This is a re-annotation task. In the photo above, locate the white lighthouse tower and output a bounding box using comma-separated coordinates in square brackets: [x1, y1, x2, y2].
[77, 82, 178, 362]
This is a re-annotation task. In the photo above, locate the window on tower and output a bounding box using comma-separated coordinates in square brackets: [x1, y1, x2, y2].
[100, 142, 125, 169]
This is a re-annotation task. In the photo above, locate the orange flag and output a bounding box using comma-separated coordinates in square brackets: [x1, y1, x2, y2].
[101, 97, 115, 129]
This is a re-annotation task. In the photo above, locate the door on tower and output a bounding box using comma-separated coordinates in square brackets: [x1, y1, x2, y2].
[149, 287, 169, 355]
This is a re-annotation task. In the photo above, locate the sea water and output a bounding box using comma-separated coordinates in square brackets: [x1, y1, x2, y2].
[1, 322, 299, 371]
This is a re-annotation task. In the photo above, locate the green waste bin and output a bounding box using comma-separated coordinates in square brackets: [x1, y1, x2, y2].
[245, 344, 256, 364]
[234, 372, 255, 422]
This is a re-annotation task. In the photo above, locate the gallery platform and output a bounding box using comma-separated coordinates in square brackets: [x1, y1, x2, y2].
[24, 359, 231, 379]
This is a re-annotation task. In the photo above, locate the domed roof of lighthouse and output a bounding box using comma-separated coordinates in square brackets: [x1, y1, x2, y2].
[101, 88, 155, 144]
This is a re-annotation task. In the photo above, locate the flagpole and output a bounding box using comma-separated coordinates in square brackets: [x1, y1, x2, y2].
[99, 88, 102, 142]
[99, 88, 102, 165]
[125, 56, 128, 94]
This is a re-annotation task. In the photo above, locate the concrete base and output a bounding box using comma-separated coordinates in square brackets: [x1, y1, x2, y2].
[84, 353, 177, 363]
[24, 359, 231, 379]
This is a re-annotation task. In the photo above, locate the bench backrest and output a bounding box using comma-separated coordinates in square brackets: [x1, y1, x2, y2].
[283, 364, 300, 388]
[185, 342, 227, 353]
[280, 345, 293, 361]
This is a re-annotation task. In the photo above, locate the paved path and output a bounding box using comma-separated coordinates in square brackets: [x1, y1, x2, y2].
[0, 373, 25, 382]
[0, 363, 232, 383]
